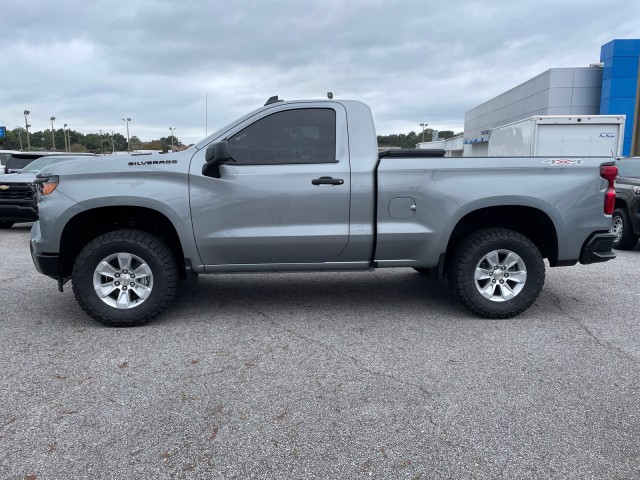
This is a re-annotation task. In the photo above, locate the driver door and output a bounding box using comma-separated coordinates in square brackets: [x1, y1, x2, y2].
[190, 103, 351, 267]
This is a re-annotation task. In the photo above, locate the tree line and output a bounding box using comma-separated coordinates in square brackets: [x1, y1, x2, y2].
[377, 129, 460, 148]
[1, 127, 185, 153]
[2, 125, 461, 152]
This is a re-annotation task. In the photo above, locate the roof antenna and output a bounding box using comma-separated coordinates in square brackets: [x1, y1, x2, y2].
[264, 95, 283, 106]
[327, 92, 333, 99]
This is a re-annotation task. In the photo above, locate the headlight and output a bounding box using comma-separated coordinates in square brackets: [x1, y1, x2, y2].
[34, 175, 59, 196]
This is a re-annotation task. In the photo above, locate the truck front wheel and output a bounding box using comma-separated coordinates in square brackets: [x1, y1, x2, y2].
[71, 230, 178, 327]
[448, 228, 545, 318]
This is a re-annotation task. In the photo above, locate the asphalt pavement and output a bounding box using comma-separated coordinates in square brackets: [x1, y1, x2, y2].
[1, 223, 639, 479]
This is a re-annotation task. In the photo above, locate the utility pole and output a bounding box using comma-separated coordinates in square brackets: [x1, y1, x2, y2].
[169, 127, 175, 149]
[63, 124, 68, 151]
[50, 117, 56, 150]
[99, 129, 103, 154]
[420, 122, 428, 143]
[122, 118, 131, 153]
[24, 110, 31, 151]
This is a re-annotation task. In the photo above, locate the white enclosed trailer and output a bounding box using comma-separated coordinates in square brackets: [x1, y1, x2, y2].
[488, 115, 625, 157]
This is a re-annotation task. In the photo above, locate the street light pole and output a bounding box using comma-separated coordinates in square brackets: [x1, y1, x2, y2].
[169, 127, 175, 149]
[63, 124, 68, 151]
[420, 122, 428, 143]
[24, 110, 31, 151]
[99, 129, 103, 154]
[17, 127, 23, 151]
[122, 118, 131, 153]
[50, 117, 56, 150]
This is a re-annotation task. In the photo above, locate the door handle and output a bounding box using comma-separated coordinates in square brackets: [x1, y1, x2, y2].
[311, 176, 344, 186]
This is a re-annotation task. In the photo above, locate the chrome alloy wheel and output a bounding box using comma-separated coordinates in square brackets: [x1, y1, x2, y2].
[474, 249, 527, 302]
[612, 215, 623, 242]
[92, 252, 153, 309]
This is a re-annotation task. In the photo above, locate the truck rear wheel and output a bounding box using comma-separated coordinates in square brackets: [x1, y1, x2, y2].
[448, 228, 545, 318]
[72, 230, 178, 327]
[612, 208, 637, 250]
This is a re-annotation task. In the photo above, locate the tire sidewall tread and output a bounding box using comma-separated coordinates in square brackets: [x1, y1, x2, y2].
[72, 229, 178, 327]
[448, 228, 545, 319]
[612, 208, 638, 250]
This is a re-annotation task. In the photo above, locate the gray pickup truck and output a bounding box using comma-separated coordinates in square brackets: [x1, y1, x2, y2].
[30, 98, 617, 327]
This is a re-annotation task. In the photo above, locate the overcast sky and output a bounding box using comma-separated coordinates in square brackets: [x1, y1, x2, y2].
[1, 0, 639, 145]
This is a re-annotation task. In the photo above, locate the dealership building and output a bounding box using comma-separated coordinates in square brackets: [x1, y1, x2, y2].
[421, 39, 640, 157]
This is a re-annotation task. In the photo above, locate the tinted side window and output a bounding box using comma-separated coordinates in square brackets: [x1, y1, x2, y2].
[6, 155, 38, 170]
[228, 109, 336, 165]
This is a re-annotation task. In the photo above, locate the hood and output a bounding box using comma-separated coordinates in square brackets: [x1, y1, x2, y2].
[616, 175, 640, 186]
[0, 172, 38, 184]
[37, 150, 195, 178]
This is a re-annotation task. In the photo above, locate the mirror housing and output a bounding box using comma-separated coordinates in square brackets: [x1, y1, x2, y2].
[202, 141, 231, 178]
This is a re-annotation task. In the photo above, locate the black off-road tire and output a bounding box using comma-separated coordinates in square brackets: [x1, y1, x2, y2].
[612, 208, 638, 250]
[72, 230, 178, 327]
[448, 228, 545, 319]
[0, 221, 15, 229]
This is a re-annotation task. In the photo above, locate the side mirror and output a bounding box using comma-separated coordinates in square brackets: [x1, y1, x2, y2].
[202, 141, 231, 178]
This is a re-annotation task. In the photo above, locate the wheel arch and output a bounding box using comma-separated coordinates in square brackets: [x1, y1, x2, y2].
[59, 206, 186, 279]
[614, 197, 629, 211]
[444, 205, 559, 272]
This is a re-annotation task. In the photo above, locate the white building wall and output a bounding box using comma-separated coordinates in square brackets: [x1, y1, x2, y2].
[416, 134, 464, 157]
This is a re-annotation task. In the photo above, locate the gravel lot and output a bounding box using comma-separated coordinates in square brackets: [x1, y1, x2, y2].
[2, 223, 640, 479]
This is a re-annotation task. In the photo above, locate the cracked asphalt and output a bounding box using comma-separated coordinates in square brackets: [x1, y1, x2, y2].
[2, 223, 640, 479]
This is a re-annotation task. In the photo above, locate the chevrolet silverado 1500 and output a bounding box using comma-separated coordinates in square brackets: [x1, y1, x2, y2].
[30, 98, 617, 326]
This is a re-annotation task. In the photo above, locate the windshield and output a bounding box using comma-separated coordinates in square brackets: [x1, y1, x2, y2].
[21, 156, 72, 173]
[617, 158, 640, 178]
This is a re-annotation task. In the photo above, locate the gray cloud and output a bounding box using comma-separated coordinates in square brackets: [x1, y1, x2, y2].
[2, 0, 639, 144]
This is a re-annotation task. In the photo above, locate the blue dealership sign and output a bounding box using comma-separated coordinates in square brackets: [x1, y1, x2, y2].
[0, 126, 6, 139]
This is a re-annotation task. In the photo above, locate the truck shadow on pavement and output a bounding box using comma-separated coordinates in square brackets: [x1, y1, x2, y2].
[166, 269, 464, 326]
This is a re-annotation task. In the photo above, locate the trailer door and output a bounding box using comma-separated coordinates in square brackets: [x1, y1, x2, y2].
[536, 124, 619, 156]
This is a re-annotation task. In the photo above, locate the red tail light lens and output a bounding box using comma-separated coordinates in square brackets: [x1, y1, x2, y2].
[604, 188, 616, 215]
[600, 165, 618, 215]
[600, 165, 618, 183]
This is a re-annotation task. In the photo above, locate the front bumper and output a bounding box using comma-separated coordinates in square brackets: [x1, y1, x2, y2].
[30, 241, 61, 280]
[0, 202, 38, 222]
[580, 232, 617, 265]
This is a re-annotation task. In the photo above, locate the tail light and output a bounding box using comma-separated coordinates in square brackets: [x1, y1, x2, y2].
[600, 165, 617, 215]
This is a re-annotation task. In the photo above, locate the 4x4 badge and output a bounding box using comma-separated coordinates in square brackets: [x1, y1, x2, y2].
[542, 159, 585, 165]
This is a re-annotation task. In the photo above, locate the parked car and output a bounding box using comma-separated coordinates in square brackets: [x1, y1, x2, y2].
[612, 157, 640, 249]
[4, 151, 95, 174]
[0, 150, 24, 174]
[0, 154, 95, 228]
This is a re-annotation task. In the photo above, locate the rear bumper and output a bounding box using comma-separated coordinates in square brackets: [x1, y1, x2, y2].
[580, 232, 617, 265]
